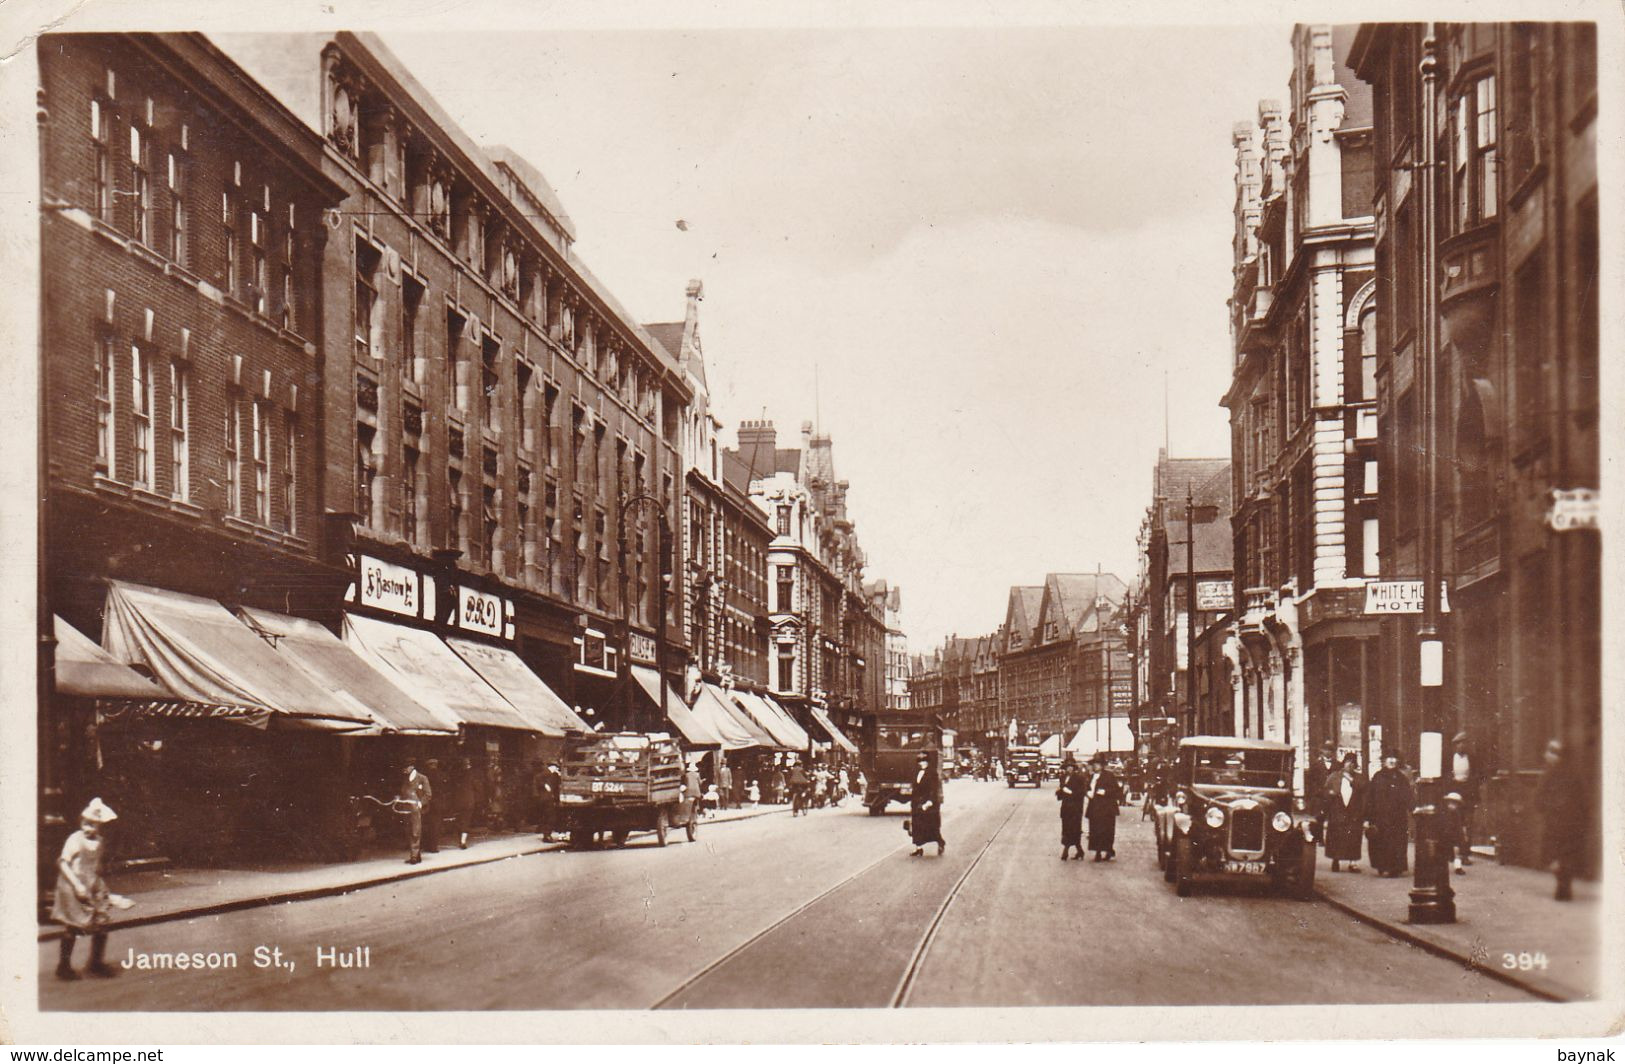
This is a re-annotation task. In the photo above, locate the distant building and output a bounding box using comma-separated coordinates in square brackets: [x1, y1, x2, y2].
[865, 580, 911, 711]
[997, 573, 1128, 745]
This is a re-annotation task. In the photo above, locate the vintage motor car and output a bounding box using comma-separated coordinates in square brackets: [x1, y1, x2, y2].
[1005, 746, 1043, 787]
[1153, 736, 1316, 898]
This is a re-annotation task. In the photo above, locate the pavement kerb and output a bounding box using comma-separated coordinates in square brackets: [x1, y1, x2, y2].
[1311, 884, 1568, 1003]
[37, 804, 792, 943]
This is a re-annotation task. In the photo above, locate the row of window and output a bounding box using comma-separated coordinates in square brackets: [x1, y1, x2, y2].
[88, 80, 302, 331]
[93, 335, 297, 530]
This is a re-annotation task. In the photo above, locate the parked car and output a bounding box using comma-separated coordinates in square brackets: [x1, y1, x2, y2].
[1153, 736, 1316, 899]
[1006, 747, 1043, 787]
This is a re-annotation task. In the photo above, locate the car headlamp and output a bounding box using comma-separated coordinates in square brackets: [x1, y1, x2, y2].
[1205, 806, 1225, 829]
[1174, 791, 1187, 808]
[1272, 811, 1293, 832]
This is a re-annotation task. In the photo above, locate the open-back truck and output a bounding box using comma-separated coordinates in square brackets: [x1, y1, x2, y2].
[557, 732, 699, 848]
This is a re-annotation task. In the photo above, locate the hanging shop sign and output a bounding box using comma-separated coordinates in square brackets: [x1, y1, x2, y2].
[1111, 679, 1133, 709]
[356, 555, 424, 619]
[1337, 703, 1363, 765]
[1363, 581, 1451, 615]
[1195, 580, 1234, 612]
[628, 631, 658, 666]
[1547, 488, 1600, 532]
[455, 585, 514, 640]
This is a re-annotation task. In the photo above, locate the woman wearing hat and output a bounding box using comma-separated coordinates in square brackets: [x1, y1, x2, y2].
[52, 798, 123, 980]
[1365, 750, 1413, 877]
[909, 751, 945, 857]
[1321, 753, 1365, 873]
[1085, 755, 1124, 861]
[1055, 757, 1088, 861]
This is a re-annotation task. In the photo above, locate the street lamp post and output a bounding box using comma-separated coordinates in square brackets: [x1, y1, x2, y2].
[1409, 25, 1456, 924]
[618, 491, 673, 735]
[1186, 485, 1198, 737]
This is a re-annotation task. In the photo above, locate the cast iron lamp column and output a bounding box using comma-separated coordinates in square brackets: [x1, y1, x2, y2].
[1408, 24, 1456, 924]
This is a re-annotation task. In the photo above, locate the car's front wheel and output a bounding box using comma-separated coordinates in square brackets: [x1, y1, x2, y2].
[1289, 842, 1317, 900]
[1174, 836, 1194, 897]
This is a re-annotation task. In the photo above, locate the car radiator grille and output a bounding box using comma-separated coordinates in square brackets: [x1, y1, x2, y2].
[1229, 807, 1265, 852]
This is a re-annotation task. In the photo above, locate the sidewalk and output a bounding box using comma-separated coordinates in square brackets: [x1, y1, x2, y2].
[38, 802, 791, 941]
[1313, 843, 1599, 1001]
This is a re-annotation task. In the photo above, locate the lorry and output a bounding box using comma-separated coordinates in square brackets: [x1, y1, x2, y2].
[557, 732, 699, 848]
[1006, 746, 1044, 787]
[856, 711, 944, 815]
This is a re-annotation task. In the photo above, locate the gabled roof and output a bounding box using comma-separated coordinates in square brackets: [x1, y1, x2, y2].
[1165, 463, 1235, 577]
[644, 322, 686, 365]
[1002, 586, 1045, 651]
[1037, 572, 1128, 642]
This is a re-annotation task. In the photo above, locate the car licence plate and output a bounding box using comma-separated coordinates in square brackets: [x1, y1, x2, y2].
[1222, 859, 1267, 875]
[591, 781, 625, 794]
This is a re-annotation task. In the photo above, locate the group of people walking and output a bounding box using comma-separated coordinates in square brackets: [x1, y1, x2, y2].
[1056, 756, 1124, 862]
[1310, 746, 1419, 877]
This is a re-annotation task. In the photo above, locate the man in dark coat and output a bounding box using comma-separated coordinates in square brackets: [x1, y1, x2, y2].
[1320, 753, 1364, 872]
[1086, 756, 1124, 861]
[1538, 738, 1586, 901]
[448, 757, 475, 849]
[1306, 743, 1337, 809]
[1365, 750, 1412, 877]
[397, 760, 433, 865]
[538, 763, 562, 841]
[1056, 758, 1088, 861]
[421, 759, 442, 853]
[909, 752, 945, 857]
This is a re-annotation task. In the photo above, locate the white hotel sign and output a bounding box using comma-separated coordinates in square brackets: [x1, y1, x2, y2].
[1364, 581, 1451, 615]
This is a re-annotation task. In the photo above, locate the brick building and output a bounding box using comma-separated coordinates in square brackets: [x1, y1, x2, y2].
[646, 280, 772, 692]
[1223, 25, 1379, 785]
[38, 33, 350, 859]
[997, 573, 1128, 745]
[222, 32, 694, 735]
[1351, 22, 1599, 870]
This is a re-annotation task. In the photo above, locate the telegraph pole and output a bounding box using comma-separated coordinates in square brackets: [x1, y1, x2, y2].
[1409, 24, 1455, 924]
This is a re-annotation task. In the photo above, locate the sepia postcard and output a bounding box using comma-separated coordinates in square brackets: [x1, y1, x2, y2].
[1, 0, 1619, 1047]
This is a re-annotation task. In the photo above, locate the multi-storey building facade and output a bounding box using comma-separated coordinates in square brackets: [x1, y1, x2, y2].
[1223, 25, 1379, 784]
[39, 33, 350, 859]
[866, 580, 911, 711]
[997, 573, 1128, 744]
[907, 649, 945, 722]
[1136, 452, 1233, 736]
[225, 32, 694, 731]
[648, 280, 772, 691]
[1351, 22, 1599, 870]
[732, 421, 887, 733]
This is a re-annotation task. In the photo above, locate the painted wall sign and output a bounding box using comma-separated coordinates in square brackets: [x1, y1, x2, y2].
[1363, 581, 1452, 615]
[456, 585, 508, 638]
[359, 555, 420, 618]
[1548, 488, 1600, 532]
[1196, 580, 1234, 611]
[628, 631, 658, 665]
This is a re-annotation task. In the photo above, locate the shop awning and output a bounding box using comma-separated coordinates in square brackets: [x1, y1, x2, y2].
[342, 613, 531, 732]
[236, 607, 456, 735]
[54, 615, 166, 699]
[100, 581, 372, 725]
[699, 683, 778, 749]
[809, 705, 860, 754]
[444, 636, 589, 736]
[631, 666, 720, 748]
[730, 689, 811, 750]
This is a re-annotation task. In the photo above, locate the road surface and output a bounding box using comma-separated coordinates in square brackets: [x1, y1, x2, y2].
[41, 779, 1533, 1010]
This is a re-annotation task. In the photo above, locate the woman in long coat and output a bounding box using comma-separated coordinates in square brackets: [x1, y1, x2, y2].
[909, 752, 945, 857]
[1320, 754, 1365, 872]
[1364, 751, 1413, 877]
[1086, 758, 1124, 861]
[1056, 759, 1088, 861]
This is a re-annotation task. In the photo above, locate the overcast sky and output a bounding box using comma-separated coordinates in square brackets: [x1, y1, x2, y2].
[366, 23, 1295, 652]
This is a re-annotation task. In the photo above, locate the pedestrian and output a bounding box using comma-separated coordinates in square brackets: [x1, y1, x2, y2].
[787, 759, 810, 816]
[1440, 792, 1468, 876]
[1321, 753, 1364, 873]
[1450, 732, 1476, 866]
[748, 779, 760, 806]
[1306, 743, 1338, 808]
[539, 762, 563, 841]
[398, 759, 433, 865]
[718, 759, 735, 810]
[1056, 757, 1087, 861]
[1086, 756, 1124, 860]
[1538, 738, 1586, 901]
[909, 752, 945, 857]
[702, 783, 720, 818]
[1364, 749, 1412, 877]
[449, 757, 475, 849]
[52, 798, 125, 980]
[422, 759, 442, 853]
[683, 759, 704, 822]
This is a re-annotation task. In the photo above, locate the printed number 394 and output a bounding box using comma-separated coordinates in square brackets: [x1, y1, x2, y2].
[1502, 951, 1550, 971]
